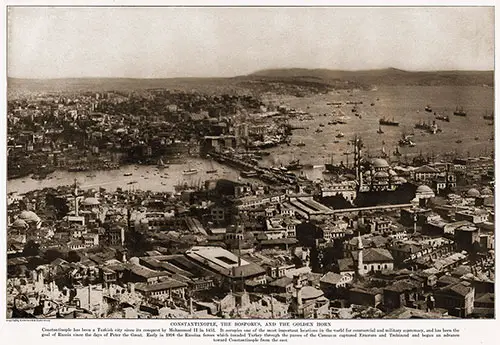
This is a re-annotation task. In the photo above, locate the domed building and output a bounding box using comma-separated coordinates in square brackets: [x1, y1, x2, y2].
[360, 158, 404, 192]
[466, 188, 481, 198]
[11, 218, 29, 231]
[414, 184, 435, 207]
[17, 210, 42, 229]
[291, 276, 330, 318]
[81, 197, 100, 207]
[480, 187, 493, 196]
[372, 158, 390, 171]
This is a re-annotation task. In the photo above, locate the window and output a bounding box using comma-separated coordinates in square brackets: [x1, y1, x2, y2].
[384, 264, 387, 269]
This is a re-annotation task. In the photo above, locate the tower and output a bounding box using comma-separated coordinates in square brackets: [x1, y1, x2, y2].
[293, 274, 303, 313]
[351, 136, 364, 188]
[73, 179, 79, 217]
[357, 231, 364, 276]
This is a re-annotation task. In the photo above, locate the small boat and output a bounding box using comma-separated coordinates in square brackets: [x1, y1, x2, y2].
[124, 173, 133, 177]
[183, 162, 198, 175]
[435, 114, 450, 122]
[319, 124, 325, 127]
[425, 105, 432, 112]
[456, 140, 463, 143]
[483, 111, 494, 120]
[296, 141, 306, 147]
[86, 174, 96, 178]
[157, 158, 169, 169]
[286, 159, 303, 170]
[377, 126, 384, 134]
[336, 132, 345, 138]
[241, 170, 258, 178]
[183, 169, 198, 175]
[315, 128, 323, 133]
[206, 161, 218, 174]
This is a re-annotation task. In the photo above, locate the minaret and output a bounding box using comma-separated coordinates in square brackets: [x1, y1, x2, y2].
[293, 274, 303, 314]
[73, 179, 79, 217]
[357, 231, 364, 277]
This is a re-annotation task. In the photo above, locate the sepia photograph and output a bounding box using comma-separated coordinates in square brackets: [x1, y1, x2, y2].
[5, 5, 495, 320]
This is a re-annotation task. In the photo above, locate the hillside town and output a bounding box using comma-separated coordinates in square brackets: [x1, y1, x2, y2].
[7, 87, 495, 320]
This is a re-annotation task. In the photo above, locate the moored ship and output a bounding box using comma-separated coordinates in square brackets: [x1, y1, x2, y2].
[435, 114, 450, 122]
[379, 117, 399, 126]
[453, 106, 466, 116]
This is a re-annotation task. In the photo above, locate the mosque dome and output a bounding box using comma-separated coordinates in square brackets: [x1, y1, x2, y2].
[128, 257, 140, 265]
[466, 188, 480, 198]
[300, 286, 324, 300]
[416, 185, 433, 194]
[18, 210, 41, 223]
[81, 197, 100, 206]
[374, 171, 389, 179]
[11, 219, 29, 229]
[372, 158, 389, 169]
[480, 187, 493, 196]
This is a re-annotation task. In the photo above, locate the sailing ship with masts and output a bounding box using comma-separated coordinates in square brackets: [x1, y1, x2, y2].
[453, 105, 466, 117]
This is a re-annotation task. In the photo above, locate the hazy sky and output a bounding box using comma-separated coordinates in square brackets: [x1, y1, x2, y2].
[8, 7, 495, 78]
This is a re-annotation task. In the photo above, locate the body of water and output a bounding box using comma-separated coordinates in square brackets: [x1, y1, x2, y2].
[8, 86, 494, 196]
[262, 85, 495, 167]
[7, 158, 242, 195]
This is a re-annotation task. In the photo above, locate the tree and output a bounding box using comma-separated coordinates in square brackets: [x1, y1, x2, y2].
[26, 256, 45, 271]
[67, 250, 81, 263]
[45, 193, 70, 219]
[22, 240, 40, 257]
[44, 248, 64, 262]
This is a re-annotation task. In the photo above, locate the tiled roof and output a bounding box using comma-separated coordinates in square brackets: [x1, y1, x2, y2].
[135, 278, 187, 292]
[320, 272, 343, 285]
[352, 248, 394, 263]
[269, 276, 293, 288]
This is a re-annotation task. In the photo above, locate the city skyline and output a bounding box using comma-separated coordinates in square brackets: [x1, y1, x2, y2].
[8, 6, 495, 79]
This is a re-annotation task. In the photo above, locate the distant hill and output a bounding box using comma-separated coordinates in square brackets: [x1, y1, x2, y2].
[8, 68, 494, 98]
[248, 67, 494, 87]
